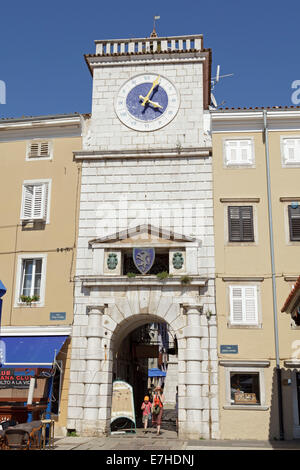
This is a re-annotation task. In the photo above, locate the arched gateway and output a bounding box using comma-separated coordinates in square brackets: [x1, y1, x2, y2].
[67, 225, 219, 439]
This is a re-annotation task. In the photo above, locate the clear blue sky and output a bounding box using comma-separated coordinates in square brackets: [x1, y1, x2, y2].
[0, 0, 299, 118]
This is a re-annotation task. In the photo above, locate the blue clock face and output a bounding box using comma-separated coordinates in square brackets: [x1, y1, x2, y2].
[126, 83, 168, 121]
[115, 73, 180, 132]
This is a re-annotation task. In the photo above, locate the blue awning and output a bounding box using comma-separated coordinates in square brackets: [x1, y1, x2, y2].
[0, 280, 6, 298]
[148, 368, 166, 377]
[0, 336, 68, 368]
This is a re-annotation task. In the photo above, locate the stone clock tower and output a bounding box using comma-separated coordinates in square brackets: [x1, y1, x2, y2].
[68, 34, 219, 440]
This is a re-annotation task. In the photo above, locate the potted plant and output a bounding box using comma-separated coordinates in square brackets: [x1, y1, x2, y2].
[20, 295, 40, 304]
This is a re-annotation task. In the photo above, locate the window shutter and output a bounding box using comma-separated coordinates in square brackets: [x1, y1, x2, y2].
[40, 142, 50, 157]
[228, 207, 242, 241]
[32, 184, 46, 219]
[230, 286, 243, 323]
[244, 286, 258, 323]
[22, 185, 34, 220]
[225, 141, 238, 164]
[228, 206, 254, 242]
[28, 141, 50, 158]
[239, 140, 252, 164]
[289, 205, 300, 241]
[21, 183, 48, 221]
[225, 140, 253, 165]
[230, 285, 259, 325]
[241, 206, 254, 241]
[283, 139, 300, 164]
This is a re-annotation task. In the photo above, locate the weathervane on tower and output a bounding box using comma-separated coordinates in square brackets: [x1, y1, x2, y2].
[150, 15, 160, 37]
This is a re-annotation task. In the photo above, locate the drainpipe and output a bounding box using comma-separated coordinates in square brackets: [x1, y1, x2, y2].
[263, 110, 284, 440]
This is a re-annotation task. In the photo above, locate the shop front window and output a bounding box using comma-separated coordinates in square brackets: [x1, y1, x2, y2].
[230, 372, 260, 405]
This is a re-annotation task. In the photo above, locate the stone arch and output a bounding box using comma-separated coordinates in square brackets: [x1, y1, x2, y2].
[107, 312, 180, 431]
[99, 299, 186, 435]
[68, 284, 218, 439]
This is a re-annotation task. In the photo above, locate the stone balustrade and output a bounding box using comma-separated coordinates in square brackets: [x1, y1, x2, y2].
[95, 35, 203, 56]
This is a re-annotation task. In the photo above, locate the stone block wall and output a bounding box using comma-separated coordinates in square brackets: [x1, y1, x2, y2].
[84, 61, 205, 152]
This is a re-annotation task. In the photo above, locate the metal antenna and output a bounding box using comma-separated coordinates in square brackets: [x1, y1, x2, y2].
[210, 65, 234, 108]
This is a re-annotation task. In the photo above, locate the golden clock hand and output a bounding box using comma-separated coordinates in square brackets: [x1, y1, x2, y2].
[139, 96, 163, 109]
[141, 76, 160, 106]
[148, 99, 163, 109]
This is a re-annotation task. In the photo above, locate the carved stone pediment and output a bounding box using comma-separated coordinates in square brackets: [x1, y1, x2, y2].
[88, 224, 197, 248]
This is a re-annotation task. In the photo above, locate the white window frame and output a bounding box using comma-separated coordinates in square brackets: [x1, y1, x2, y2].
[223, 364, 268, 410]
[14, 253, 47, 307]
[229, 284, 259, 326]
[26, 140, 53, 161]
[223, 138, 255, 167]
[281, 136, 300, 167]
[20, 179, 51, 224]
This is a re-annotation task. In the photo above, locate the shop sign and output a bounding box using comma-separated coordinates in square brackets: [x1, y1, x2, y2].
[0, 368, 35, 388]
[111, 381, 136, 430]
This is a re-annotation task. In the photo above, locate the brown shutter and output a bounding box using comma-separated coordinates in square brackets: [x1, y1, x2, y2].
[289, 205, 300, 241]
[228, 206, 254, 242]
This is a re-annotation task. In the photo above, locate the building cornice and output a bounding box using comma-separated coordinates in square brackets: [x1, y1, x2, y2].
[86, 54, 207, 70]
[219, 360, 270, 368]
[74, 147, 211, 161]
[0, 115, 85, 142]
[78, 275, 208, 288]
[0, 114, 82, 130]
[211, 109, 300, 133]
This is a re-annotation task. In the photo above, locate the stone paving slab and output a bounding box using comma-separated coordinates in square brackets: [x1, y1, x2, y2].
[52, 433, 300, 451]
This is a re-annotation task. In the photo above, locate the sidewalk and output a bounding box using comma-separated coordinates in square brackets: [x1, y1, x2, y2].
[52, 428, 300, 451]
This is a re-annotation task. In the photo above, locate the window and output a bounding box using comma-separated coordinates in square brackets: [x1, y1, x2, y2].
[26, 141, 52, 160]
[21, 180, 50, 222]
[15, 254, 47, 306]
[229, 285, 259, 325]
[20, 259, 42, 302]
[288, 205, 300, 241]
[282, 138, 300, 166]
[224, 139, 254, 166]
[230, 372, 260, 405]
[221, 362, 268, 409]
[228, 206, 254, 242]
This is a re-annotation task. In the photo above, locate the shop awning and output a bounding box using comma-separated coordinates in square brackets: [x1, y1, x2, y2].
[148, 368, 166, 377]
[0, 280, 6, 298]
[0, 336, 68, 368]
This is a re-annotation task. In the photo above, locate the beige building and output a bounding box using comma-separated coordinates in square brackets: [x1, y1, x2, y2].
[211, 107, 300, 440]
[0, 114, 83, 433]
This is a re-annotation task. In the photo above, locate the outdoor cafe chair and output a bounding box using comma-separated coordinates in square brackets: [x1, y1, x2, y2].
[3, 428, 31, 450]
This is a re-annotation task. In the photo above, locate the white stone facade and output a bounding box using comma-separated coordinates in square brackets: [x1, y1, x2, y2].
[67, 34, 219, 439]
[84, 62, 205, 152]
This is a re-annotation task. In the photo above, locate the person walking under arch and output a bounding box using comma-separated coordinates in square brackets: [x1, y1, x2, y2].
[141, 395, 152, 434]
[151, 385, 164, 436]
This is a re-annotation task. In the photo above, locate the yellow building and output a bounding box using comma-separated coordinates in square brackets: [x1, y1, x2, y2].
[0, 114, 83, 434]
[211, 107, 300, 440]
